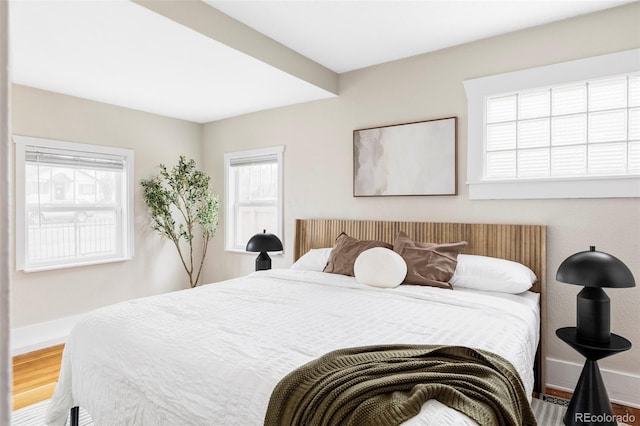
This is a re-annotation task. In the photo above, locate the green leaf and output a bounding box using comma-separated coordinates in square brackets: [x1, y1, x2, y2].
[141, 157, 220, 287]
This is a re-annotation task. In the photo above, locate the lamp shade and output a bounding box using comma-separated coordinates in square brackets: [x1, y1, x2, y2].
[556, 246, 635, 288]
[246, 230, 283, 253]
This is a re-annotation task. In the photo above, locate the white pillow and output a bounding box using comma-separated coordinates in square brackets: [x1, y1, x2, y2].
[449, 254, 536, 294]
[290, 248, 332, 272]
[354, 247, 407, 288]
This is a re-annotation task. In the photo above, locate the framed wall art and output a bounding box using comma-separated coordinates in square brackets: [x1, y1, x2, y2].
[353, 117, 457, 197]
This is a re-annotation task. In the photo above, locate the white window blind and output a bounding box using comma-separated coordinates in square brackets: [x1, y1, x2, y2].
[15, 136, 134, 271]
[485, 73, 639, 180]
[224, 146, 284, 251]
[464, 48, 640, 199]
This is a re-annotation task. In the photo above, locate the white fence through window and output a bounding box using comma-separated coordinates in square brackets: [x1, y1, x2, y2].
[27, 211, 118, 262]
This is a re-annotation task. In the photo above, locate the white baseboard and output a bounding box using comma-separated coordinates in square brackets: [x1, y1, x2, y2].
[11, 314, 85, 356]
[546, 357, 640, 408]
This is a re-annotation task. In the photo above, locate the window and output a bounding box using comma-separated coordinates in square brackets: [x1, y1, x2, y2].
[464, 49, 640, 199]
[14, 135, 134, 271]
[224, 146, 284, 251]
[485, 75, 638, 179]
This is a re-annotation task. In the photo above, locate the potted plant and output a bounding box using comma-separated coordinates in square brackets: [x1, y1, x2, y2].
[141, 156, 219, 287]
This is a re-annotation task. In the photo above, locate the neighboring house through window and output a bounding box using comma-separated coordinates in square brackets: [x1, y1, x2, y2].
[224, 146, 284, 252]
[14, 135, 134, 271]
[464, 48, 640, 199]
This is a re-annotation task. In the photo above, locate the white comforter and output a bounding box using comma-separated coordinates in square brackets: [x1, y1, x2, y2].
[46, 269, 540, 426]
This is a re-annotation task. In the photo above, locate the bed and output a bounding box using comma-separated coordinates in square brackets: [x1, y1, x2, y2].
[46, 219, 546, 426]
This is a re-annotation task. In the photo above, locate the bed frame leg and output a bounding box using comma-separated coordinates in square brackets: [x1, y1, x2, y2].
[70, 406, 79, 426]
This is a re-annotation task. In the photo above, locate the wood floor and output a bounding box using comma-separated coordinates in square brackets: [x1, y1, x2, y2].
[12, 344, 64, 411]
[545, 388, 640, 426]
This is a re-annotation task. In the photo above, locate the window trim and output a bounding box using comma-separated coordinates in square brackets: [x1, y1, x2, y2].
[464, 48, 640, 199]
[223, 145, 284, 253]
[14, 135, 135, 271]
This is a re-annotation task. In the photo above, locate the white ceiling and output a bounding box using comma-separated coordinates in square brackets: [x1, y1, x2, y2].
[9, 0, 335, 123]
[207, 0, 635, 74]
[9, 0, 634, 123]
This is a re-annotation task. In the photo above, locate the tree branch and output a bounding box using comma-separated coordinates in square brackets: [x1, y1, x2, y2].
[142, 156, 219, 288]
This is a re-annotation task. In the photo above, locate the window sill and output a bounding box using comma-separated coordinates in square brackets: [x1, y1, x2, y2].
[20, 256, 133, 273]
[468, 176, 640, 200]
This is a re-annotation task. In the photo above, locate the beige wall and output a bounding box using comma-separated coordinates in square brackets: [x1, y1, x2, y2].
[11, 85, 203, 327]
[202, 1, 640, 379]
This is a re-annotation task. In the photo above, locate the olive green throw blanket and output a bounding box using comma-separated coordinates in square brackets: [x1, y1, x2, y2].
[264, 345, 537, 426]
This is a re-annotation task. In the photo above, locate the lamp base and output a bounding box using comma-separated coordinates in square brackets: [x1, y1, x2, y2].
[576, 287, 610, 344]
[563, 360, 615, 426]
[255, 252, 271, 271]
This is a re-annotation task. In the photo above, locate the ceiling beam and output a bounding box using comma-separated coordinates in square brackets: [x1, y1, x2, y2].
[133, 0, 338, 95]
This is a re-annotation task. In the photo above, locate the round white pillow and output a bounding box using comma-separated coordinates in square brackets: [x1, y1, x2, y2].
[354, 247, 407, 288]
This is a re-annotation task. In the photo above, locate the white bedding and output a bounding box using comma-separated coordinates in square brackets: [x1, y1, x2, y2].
[46, 269, 540, 426]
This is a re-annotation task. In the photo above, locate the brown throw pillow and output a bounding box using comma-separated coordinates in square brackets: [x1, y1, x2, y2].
[393, 231, 467, 289]
[324, 233, 392, 276]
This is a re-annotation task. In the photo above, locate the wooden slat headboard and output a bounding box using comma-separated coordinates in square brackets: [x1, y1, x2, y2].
[294, 218, 547, 393]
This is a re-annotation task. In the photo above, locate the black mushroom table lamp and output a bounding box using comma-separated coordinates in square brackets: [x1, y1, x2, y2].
[555, 245, 635, 426]
[246, 229, 283, 271]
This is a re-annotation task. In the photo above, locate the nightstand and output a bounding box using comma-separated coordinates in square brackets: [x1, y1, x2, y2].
[556, 327, 632, 426]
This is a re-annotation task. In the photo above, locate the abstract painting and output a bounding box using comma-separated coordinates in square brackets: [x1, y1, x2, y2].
[353, 117, 457, 196]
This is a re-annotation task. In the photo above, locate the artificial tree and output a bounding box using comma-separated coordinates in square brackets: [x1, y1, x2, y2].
[141, 156, 219, 287]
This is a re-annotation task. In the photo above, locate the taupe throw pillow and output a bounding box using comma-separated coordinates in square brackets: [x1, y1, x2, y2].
[324, 233, 392, 276]
[393, 231, 467, 289]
